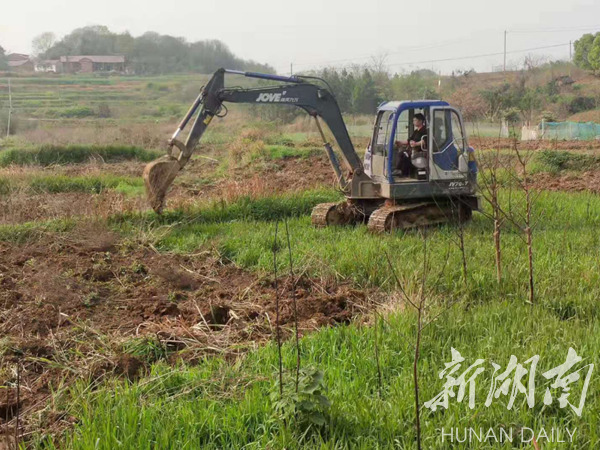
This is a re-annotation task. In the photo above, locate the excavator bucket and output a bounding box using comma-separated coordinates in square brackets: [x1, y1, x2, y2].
[143, 155, 181, 213]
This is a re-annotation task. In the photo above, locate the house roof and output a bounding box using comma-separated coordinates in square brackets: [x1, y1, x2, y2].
[8, 59, 32, 67]
[59, 55, 125, 63]
[7, 53, 29, 61]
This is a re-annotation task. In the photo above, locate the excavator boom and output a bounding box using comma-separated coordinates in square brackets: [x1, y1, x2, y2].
[143, 68, 364, 213]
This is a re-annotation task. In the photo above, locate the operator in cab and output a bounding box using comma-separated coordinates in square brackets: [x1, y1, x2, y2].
[395, 113, 427, 177]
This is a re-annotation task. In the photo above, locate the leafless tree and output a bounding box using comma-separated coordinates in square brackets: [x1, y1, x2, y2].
[284, 219, 301, 393]
[385, 230, 458, 450]
[491, 133, 542, 305]
[476, 130, 506, 285]
[31, 32, 57, 57]
[272, 222, 283, 397]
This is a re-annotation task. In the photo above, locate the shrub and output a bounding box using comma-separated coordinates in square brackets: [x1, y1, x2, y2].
[58, 106, 96, 118]
[568, 96, 596, 114]
[502, 108, 520, 124]
[271, 367, 331, 428]
[540, 111, 557, 122]
[97, 103, 111, 118]
[533, 150, 600, 173]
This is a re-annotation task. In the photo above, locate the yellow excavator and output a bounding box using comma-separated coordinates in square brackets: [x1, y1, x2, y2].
[143, 68, 479, 232]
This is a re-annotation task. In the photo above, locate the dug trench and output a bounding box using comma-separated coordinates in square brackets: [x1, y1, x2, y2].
[0, 222, 372, 438]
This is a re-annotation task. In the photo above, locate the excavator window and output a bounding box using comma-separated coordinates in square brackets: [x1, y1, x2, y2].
[450, 110, 467, 153]
[432, 109, 449, 152]
[395, 110, 410, 143]
[372, 110, 394, 156]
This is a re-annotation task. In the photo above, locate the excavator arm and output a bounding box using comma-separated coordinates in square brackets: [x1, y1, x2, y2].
[143, 68, 365, 213]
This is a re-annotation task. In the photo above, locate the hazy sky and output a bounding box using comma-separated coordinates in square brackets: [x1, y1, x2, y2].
[1, 0, 599, 74]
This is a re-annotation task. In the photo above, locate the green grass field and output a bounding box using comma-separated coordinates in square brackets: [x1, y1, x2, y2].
[14, 186, 595, 449]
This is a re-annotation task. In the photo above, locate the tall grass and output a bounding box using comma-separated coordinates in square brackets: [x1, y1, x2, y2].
[111, 188, 342, 229]
[0, 145, 161, 167]
[0, 174, 143, 194]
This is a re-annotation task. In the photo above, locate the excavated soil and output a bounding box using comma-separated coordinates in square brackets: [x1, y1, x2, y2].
[0, 223, 371, 435]
[530, 170, 600, 194]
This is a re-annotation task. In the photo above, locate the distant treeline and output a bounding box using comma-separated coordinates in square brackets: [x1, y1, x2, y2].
[302, 61, 599, 122]
[307, 30, 600, 119]
[314, 68, 439, 115]
[37, 26, 274, 75]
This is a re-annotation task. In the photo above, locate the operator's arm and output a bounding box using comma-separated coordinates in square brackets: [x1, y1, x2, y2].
[409, 127, 427, 149]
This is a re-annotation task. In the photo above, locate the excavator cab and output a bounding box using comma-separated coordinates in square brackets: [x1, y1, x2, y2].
[364, 100, 475, 185]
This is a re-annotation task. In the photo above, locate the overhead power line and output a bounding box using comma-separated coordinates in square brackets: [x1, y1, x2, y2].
[508, 26, 600, 33]
[275, 26, 595, 74]
[278, 42, 570, 73]
[285, 36, 477, 70]
[385, 42, 570, 68]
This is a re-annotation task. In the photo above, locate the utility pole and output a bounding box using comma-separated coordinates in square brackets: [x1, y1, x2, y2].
[290, 63, 293, 76]
[569, 41, 572, 60]
[503, 30, 507, 72]
[6, 78, 12, 138]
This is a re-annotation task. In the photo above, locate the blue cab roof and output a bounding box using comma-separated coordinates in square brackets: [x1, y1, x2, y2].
[377, 100, 449, 113]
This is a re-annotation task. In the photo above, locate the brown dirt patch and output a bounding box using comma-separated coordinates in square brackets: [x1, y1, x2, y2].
[530, 170, 600, 194]
[471, 136, 600, 151]
[0, 223, 372, 438]
[0, 191, 148, 225]
[169, 153, 336, 207]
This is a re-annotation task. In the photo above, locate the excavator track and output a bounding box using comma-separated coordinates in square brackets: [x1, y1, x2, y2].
[367, 202, 469, 233]
[311, 202, 358, 227]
